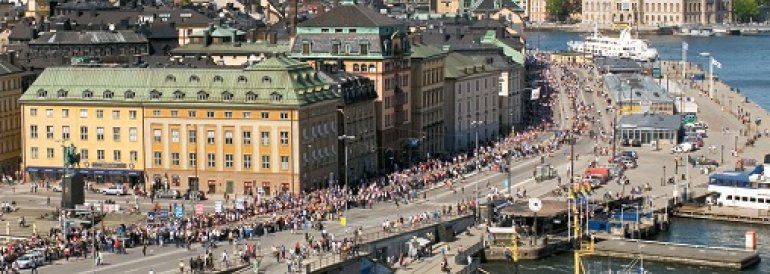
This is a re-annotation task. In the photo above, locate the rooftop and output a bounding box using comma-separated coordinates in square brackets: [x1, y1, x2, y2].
[170, 41, 292, 55]
[298, 3, 400, 28]
[444, 52, 499, 79]
[20, 55, 339, 107]
[604, 74, 674, 103]
[30, 30, 148, 45]
[617, 114, 682, 130]
[409, 43, 445, 59]
[594, 57, 642, 73]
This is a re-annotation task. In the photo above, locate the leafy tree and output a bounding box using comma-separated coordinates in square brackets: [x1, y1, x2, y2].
[546, 0, 569, 22]
[734, 0, 760, 22]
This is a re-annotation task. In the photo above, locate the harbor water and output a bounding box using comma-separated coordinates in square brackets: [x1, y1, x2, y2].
[482, 32, 770, 273]
[484, 217, 770, 273]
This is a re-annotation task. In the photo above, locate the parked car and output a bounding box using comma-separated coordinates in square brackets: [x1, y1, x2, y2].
[672, 142, 696, 153]
[621, 159, 638, 168]
[52, 183, 62, 192]
[101, 185, 126, 195]
[620, 150, 638, 160]
[15, 253, 44, 269]
[183, 190, 207, 201]
[688, 155, 719, 166]
[155, 190, 181, 199]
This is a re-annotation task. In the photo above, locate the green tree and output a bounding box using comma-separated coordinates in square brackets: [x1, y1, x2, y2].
[546, 0, 569, 22]
[734, 0, 760, 22]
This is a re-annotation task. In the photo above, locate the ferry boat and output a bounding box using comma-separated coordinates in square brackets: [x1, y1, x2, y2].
[567, 26, 658, 61]
[707, 155, 770, 209]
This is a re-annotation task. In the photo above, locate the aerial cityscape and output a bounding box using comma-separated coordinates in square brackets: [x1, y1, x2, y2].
[0, 0, 767, 273]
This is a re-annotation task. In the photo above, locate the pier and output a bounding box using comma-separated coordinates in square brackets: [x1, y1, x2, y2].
[674, 204, 770, 224]
[593, 239, 761, 269]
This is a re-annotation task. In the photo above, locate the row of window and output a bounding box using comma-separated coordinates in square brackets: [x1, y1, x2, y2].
[29, 108, 139, 119]
[35, 89, 283, 103]
[724, 195, 770, 204]
[151, 152, 290, 170]
[153, 129, 289, 145]
[29, 147, 138, 163]
[29, 125, 139, 142]
[29, 108, 292, 120]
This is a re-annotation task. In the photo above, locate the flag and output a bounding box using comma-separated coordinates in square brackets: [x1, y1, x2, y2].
[711, 58, 722, 69]
[682, 41, 688, 51]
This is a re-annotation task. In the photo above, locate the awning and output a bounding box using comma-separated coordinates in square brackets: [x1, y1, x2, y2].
[26, 166, 143, 176]
[488, 227, 517, 234]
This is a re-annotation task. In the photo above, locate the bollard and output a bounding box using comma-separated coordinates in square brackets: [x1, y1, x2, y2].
[746, 230, 757, 250]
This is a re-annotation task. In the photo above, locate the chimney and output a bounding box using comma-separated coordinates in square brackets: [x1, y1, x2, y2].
[287, 0, 298, 37]
[6, 50, 16, 66]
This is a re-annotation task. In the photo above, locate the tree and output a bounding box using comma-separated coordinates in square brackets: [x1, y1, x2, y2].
[546, 0, 569, 22]
[734, 0, 760, 22]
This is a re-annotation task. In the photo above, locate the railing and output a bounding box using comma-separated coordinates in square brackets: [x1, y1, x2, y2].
[303, 251, 370, 273]
[456, 257, 481, 274]
[454, 238, 484, 265]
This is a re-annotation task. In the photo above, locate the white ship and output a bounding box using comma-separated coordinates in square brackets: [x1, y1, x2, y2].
[567, 26, 658, 61]
[707, 155, 770, 210]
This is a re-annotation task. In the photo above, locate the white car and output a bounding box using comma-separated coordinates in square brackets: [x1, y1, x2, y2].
[15, 254, 44, 269]
[671, 143, 695, 153]
[101, 185, 125, 195]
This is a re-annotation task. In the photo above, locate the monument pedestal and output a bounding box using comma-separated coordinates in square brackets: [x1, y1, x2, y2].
[62, 172, 84, 209]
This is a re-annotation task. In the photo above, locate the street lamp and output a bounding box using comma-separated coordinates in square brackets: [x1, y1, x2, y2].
[471, 120, 484, 222]
[699, 52, 720, 99]
[338, 135, 355, 216]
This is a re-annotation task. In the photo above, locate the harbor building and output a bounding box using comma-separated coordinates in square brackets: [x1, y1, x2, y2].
[20, 56, 341, 196]
[290, 0, 413, 171]
[616, 114, 682, 146]
[604, 73, 674, 115]
[443, 52, 501, 153]
[0, 60, 23, 177]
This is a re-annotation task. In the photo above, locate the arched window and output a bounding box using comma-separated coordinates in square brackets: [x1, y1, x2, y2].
[57, 89, 68, 98]
[174, 90, 185, 100]
[189, 75, 200, 82]
[197, 91, 209, 101]
[237, 76, 247, 83]
[213, 75, 223, 82]
[353, 64, 359, 71]
[222, 91, 233, 101]
[270, 92, 282, 103]
[36, 89, 47, 98]
[368, 64, 376, 72]
[262, 76, 272, 83]
[125, 90, 136, 100]
[245, 91, 258, 102]
[82, 89, 93, 99]
[165, 74, 176, 82]
[103, 90, 114, 99]
[149, 90, 162, 100]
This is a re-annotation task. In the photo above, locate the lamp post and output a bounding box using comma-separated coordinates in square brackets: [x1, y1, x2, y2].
[699, 52, 720, 99]
[471, 120, 483, 222]
[338, 135, 356, 216]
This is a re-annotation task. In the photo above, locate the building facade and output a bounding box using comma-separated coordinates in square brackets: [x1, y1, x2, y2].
[683, 0, 732, 25]
[170, 21, 291, 66]
[291, 2, 413, 171]
[319, 66, 379, 186]
[409, 43, 446, 160]
[20, 56, 341, 196]
[527, 0, 547, 22]
[581, 0, 640, 25]
[443, 53, 501, 153]
[0, 60, 23, 177]
[642, 0, 685, 26]
[27, 30, 149, 62]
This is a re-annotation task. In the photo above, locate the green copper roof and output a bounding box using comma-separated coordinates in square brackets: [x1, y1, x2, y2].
[20, 56, 339, 107]
[409, 43, 445, 59]
[481, 30, 525, 65]
[444, 52, 499, 79]
[190, 23, 246, 38]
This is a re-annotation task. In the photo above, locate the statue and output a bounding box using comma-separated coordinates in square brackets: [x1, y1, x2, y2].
[63, 144, 81, 171]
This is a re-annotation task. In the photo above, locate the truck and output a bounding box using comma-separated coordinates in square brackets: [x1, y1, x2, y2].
[584, 167, 610, 185]
[671, 142, 695, 153]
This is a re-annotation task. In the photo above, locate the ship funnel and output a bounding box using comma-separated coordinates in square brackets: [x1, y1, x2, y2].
[764, 154, 770, 176]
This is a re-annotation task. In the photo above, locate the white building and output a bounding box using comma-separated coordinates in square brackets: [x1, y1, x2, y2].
[443, 53, 501, 153]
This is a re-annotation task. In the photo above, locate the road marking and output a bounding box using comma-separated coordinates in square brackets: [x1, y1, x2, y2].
[75, 248, 190, 274]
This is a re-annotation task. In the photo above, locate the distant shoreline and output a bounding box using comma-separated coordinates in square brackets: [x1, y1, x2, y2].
[524, 24, 672, 34]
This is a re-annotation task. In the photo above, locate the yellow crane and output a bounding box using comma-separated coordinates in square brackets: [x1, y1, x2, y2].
[571, 184, 595, 274]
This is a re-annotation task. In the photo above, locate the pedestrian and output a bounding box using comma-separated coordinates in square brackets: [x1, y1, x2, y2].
[29, 260, 38, 274]
[142, 244, 147, 256]
[178, 260, 185, 273]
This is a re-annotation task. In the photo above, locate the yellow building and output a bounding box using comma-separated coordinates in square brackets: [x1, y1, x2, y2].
[0, 60, 23, 177]
[20, 56, 341, 196]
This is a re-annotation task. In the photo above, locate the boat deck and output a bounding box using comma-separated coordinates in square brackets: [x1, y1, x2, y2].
[592, 239, 760, 269]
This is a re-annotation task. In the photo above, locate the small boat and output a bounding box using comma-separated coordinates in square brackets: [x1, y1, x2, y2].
[674, 27, 714, 37]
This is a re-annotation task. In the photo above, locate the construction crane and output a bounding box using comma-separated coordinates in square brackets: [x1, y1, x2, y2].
[571, 183, 595, 274]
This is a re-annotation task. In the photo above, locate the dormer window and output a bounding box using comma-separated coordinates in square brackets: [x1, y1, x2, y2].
[245, 91, 258, 102]
[360, 41, 369, 55]
[331, 41, 340, 54]
[197, 91, 209, 101]
[189, 75, 199, 82]
[82, 90, 93, 99]
[213, 76, 223, 82]
[36, 89, 47, 98]
[262, 76, 272, 83]
[222, 91, 233, 101]
[302, 41, 311, 55]
[165, 74, 176, 82]
[125, 90, 135, 100]
[174, 90, 185, 100]
[270, 92, 282, 103]
[237, 76, 247, 83]
[104, 90, 114, 99]
[149, 90, 162, 100]
[57, 89, 68, 98]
